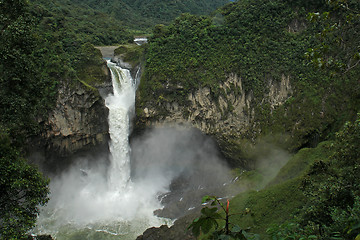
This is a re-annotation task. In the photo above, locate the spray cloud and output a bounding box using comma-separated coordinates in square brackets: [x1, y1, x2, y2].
[34, 61, 230, 239]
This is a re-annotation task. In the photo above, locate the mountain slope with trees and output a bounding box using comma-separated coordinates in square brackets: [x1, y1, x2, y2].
[75, 0, 230, 31]
[135, 0, 360, 239]
[136, 0, 360, 165]
[0, 0, 51, 237]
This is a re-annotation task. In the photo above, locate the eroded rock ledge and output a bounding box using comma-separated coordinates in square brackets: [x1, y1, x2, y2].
[44, 81, 109, 154]
[136, 73, 293, 166]
[28, 63, 112, 174]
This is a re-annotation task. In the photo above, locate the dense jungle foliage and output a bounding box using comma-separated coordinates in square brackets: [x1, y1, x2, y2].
[239, 116, 359, 240]
[74, 0, 230, 31]
[1, 0, 52, 237]
[138, 0, 360, 151]
[0, 131, 49, 239]
[28, 0, 133, 45]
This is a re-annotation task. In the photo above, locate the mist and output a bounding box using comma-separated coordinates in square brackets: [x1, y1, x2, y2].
[254, 142, 291, 185]
[34, 125, 231, 238]
[34, 61, 237, 238]
[238, 138, 292, 190]
[131, 126, 231, 192]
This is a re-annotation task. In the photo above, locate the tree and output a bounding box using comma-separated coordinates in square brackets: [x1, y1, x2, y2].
[0, 130, 49, 239]
[305, 0, 360, 73]
[0, 0, 56, 143]
[0, 1, 50, 238]
[188, 196, 259, 239]
[300, 114, 360, 239]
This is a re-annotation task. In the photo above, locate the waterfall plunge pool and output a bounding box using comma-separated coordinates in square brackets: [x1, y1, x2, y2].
[33, 61, 231, 239]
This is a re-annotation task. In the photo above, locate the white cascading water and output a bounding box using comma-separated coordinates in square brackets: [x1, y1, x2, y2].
[106, 61, 134, 190]
[34, 61, 167, 240]
[33, 57, 233, 240]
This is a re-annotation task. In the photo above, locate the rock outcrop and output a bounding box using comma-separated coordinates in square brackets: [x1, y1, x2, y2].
[136, 74, 293, 166]
[136, 222, 195, 240]
[43, 81, 110, 156]
[28, 61, 112, 174]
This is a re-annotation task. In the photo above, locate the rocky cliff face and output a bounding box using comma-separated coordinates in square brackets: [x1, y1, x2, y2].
[43, 81, 110, 155]
[136, 74, 293, 166]
[29, 60, 112, 174]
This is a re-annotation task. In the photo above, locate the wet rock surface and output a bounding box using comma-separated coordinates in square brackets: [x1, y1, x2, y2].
[155, 173, 230, 219]
[137, 171, 235, 240]
[136, 221, 195, 240]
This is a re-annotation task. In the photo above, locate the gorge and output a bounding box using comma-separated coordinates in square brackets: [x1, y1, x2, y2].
[33, 53, 232, 239]
[33, 59, 165, 239]
[1, 0, 359, 239]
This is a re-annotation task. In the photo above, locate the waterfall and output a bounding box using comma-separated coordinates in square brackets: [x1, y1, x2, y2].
[33, 61, 167, 239]
[106, 61, 135, 190]
[33, 56, 230, 240]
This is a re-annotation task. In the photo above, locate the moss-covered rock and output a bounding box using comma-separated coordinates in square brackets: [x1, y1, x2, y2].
[113, 44, 145, 70]
[76, 43, 111, 90]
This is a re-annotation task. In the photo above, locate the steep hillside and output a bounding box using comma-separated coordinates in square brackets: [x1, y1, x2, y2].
[28, 0, 231, 43]
[28, 0, 133, 45]
[137, 115, 360, 239]
[136, 0, 360, 167]
[75, 0, 230, 30]
[1, 0, 115, 172]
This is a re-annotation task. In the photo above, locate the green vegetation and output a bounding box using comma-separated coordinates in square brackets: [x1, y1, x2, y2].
[29, 0, 133, 46]
[76, 0, 229, 31]
[27, 0, 131, 88]
[75, 43, 109, 87]
[189, 196, 259, 239]
[139, 1, 308, 104]
[268, 141, 333, 186]
[114, 44, 146, 67]
[298, 115, 360, 239]
[0, 0, 52, 237]
[265, 115, 360, 240]
[227, 178, 307, 238]
[138, 0, 360, 154]
[0, 0, 57, 144]
[0, 130, 49, 239]
[0, 0, 112, 143]
[305, 0, 360, 73]
[191, 116, 359, 239]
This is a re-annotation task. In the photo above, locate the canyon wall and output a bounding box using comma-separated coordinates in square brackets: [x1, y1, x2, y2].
[136, 74, 293, 167]
[28, 58, 112, 174]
